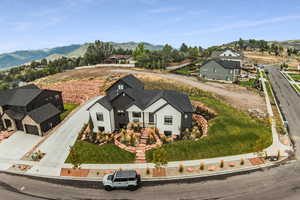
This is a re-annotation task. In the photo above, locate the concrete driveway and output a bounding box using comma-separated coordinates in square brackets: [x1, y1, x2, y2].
[36, 96, 102, 166]
[0, 131, 42, 160]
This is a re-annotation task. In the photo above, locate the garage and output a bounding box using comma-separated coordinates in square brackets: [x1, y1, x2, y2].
[24, 124, 39, 136]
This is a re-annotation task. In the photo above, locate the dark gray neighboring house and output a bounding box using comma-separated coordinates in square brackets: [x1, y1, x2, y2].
[199, 59, 241, 82]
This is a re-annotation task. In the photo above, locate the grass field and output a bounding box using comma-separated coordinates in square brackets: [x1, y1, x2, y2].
[65, 141, 136, 164]
[289, 73, 300, 82]
[146, 96, 272, 162]
[60, 104, 79, 120]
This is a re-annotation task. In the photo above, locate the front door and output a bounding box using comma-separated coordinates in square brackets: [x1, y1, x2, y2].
[15, 120, 24, 131]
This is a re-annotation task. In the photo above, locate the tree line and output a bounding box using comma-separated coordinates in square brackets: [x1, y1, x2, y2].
[0, 40, 202, 91]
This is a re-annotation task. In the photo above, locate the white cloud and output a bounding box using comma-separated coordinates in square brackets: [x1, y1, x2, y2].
[185, 15, 300, 36]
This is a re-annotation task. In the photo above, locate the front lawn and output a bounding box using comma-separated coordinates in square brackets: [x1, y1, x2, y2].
[60, 104, 79, 120]
[65, 141, 136, 164]
[289, 73, 300, 82]
[146, 96, 272, 162]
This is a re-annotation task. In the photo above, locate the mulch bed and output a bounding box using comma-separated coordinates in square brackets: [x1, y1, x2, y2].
[249, 157, 265, 165]
[152, 168, 166, 177]
[60, 168, 90, 177]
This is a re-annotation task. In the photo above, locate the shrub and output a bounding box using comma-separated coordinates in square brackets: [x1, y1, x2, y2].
[200, 162, 205, 170]
[146, 168, 151, 175]
[220, 160, 224, 168]
[179, 164, 184, 173]
[240, 158, 245, 166]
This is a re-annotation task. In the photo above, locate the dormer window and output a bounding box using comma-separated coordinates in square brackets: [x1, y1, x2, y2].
[118, 84, 124, 90]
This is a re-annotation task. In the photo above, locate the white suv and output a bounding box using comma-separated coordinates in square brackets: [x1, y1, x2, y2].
[102, 170, 141, 191]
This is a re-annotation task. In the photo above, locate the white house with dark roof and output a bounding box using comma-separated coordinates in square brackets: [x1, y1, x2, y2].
[88, 74, 194, 136]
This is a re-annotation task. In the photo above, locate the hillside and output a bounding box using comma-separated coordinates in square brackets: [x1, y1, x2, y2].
[0, 42, 164, 70]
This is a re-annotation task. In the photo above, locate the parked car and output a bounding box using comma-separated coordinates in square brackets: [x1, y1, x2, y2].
[267, 156, 278, 162]
[102, 170, 141, 191]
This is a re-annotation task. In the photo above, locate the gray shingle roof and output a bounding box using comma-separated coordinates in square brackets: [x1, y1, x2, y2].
[28, 103, 61, 124]
[0, 84, 42, 106]
[202, 59, 241, 69]
[4, 109, 25, 120]
[105, 74, 144, 92]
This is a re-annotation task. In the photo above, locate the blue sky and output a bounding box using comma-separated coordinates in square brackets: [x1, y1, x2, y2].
[1, 0, 300, 53]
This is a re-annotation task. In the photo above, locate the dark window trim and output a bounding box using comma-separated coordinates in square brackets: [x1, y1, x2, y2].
[96, 112, 104, 121]
[164, 116, 173, 125]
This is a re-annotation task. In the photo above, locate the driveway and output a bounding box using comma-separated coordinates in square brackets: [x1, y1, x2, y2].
[0, 131, 42, 160]
[36, 96, 102, 166]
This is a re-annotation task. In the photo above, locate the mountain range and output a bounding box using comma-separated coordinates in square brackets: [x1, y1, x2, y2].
[0, 42, 164, 70]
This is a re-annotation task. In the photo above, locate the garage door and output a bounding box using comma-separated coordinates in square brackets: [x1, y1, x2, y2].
[24, 125, 39, 136]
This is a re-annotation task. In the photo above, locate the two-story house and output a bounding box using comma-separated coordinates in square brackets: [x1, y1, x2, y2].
[0, 84, 64, 136]
[88, 74, 194, 136]
[199, 59, 241, 82]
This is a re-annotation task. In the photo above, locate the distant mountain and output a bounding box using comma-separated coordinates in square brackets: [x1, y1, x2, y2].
[0, 41, 164, 70]
[221, 39, 300, 50]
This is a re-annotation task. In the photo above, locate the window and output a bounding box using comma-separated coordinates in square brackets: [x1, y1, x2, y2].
[118, 110, 126, 117]
[98, 126, 105, 132]
[230, 70, 233, 74]
[96, 112, 103, 121]
[118, 84, 124, 90]
[164, 116, 173, 125]
[184, 114, 188, 119]
[213, 68, 217, 73]
[164, 131, 172, 136]
[132, 112, 141, 118]
[149, 113, 155, 123]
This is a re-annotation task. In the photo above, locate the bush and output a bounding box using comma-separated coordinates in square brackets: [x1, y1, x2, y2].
[220, 160, 224, 168]
[179, 164, 184, 173]
[200, 162, 205, 170]
[240, 158, 245, 166]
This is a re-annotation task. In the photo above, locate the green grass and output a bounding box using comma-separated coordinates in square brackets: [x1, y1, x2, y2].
[175, 67, 192, 75]
[294, 84, 300, 93]
[65, 141, 135, 164]
[289, 73, 300, 82]
[60, 104, 79, 120]
[146, 96, 272, 162]
[239, 78, 256, 87]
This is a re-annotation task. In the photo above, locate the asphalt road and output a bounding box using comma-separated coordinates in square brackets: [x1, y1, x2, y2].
[1, 67, 300, 199]
[266, 66, 300, 157]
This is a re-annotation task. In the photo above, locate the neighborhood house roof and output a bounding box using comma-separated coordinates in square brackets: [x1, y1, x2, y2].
[4, 109, 25, 120]
[0, 84, 43, 106]
[202, 59, 241, 69]
[105, 74, 144, 92]
[211, 49, 243, 58]
[28, 103, 61, 124]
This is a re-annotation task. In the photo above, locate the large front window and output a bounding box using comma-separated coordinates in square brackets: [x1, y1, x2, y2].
[132, 112, 141, 118]
[164, 116, 173, 125]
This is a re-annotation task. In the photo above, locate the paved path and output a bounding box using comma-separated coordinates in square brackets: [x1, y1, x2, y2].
[0, 132, 42, 160]
[166, 62, 191, 71]
[266, 66, 300, 158]
[1, 161, 300, 200]
[26, 96, 102, 175]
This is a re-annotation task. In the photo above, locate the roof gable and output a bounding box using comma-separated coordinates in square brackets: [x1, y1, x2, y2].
[105, 74, 144, 92]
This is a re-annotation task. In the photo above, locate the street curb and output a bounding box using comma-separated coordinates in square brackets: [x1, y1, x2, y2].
[280, 71, 300, 97]
[0, 157, 292, 188]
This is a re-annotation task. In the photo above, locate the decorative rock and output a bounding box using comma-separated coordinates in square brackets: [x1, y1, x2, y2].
[187, 167, 193, 172]
[208, 166, 217, 171]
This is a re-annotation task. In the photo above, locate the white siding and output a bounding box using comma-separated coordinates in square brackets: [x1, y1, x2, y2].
[89, 103, 114, 133]
[155, 104, 182, 135]
[127, 104, 143, 123]
[144, 98, 167, 112]
[220, 50, 240, 57]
